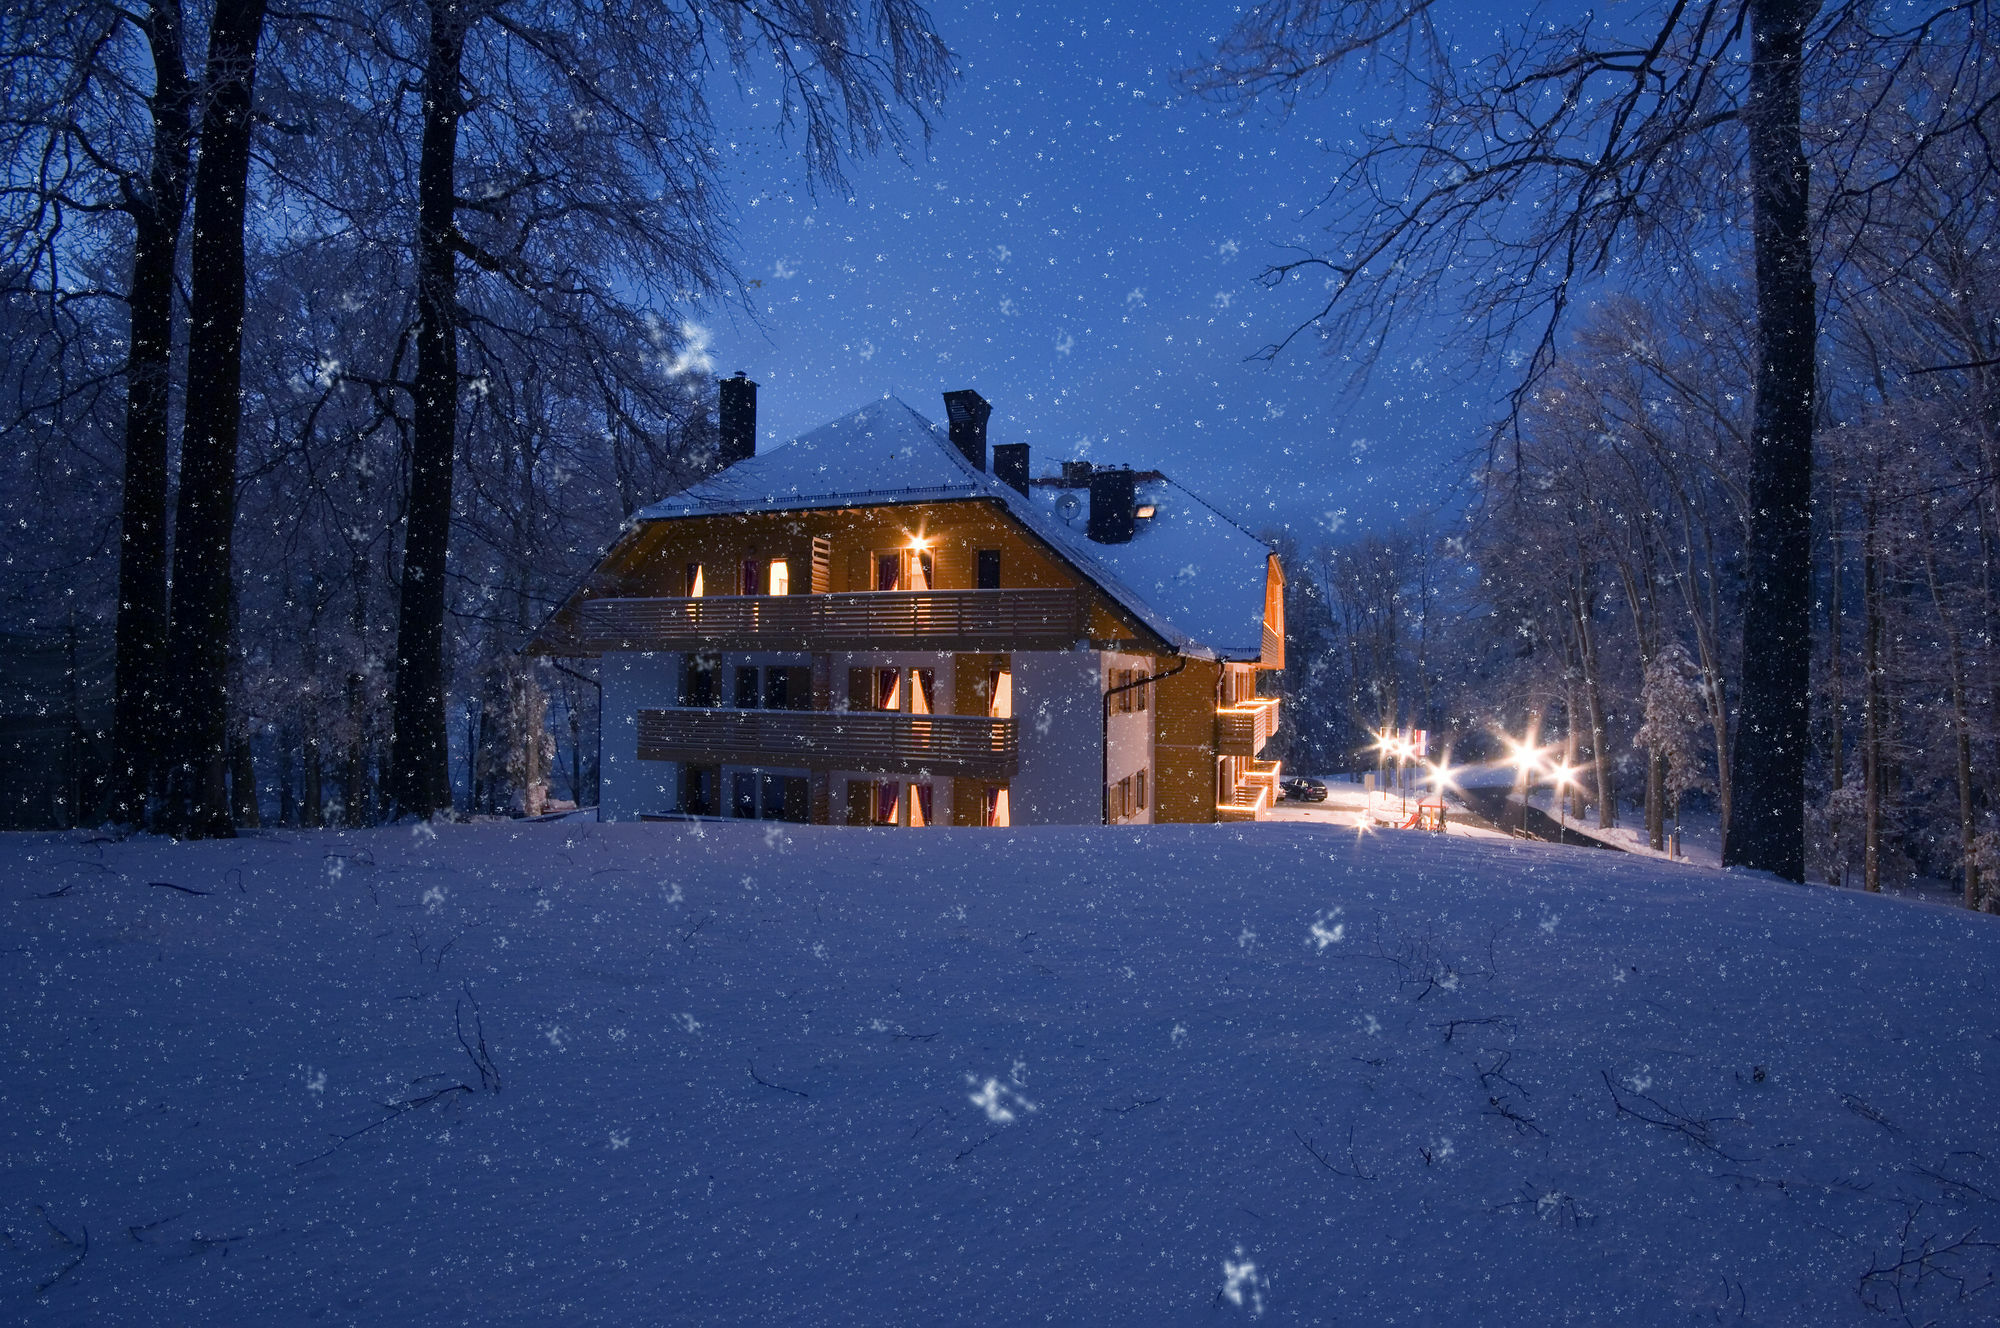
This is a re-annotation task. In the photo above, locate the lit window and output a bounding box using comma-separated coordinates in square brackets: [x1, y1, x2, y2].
[768, 560, 790, 595]
[686, 564, 705, 597]
[1135, 504, 1156, 519]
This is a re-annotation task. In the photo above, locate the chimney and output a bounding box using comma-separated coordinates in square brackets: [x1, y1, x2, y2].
[993, 443, 1031, 496]
[1088, 466, 1138, 544]
[1060, 460, 1093, 487]
[719, 372, 757, 468]
[942, 389, 992, 471]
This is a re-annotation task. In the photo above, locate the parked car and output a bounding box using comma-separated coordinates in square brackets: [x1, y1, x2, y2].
[1281, 778, 1328, 803]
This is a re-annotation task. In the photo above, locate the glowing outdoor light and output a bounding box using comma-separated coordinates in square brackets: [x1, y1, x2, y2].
[1549, 761, 1578, 840]
[1502, 734, 1543, 835]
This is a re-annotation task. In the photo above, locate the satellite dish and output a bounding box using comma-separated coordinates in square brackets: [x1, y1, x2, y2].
[1055, 493, 1082, 523]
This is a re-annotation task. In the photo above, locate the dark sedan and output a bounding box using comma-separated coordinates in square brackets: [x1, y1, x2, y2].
[1281, 778, 1328, 802]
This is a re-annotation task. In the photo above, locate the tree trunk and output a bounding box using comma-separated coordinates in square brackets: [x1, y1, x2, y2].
[388, 0, 469, 820]
[109, 0, 192, 825]
[1863, 496, 1883, 893]
[1921, 507, 1979, 908]
[159, 0, 269, 837]
[229, 728, 260, 827]
[1722, 0, 1818, 881]
[302, 724, 323, 828]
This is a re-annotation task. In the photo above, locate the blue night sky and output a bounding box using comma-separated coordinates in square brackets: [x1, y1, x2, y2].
[699, 4, 1494, 545]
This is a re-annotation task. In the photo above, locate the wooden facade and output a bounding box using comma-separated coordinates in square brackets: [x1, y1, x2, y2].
[542, 492, 1287, 826]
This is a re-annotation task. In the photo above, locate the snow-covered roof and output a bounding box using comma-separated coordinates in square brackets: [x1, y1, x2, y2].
[631, 397, 1276, 660]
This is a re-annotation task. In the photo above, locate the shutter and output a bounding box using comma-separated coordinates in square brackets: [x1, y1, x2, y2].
[811, 536, 832, 594]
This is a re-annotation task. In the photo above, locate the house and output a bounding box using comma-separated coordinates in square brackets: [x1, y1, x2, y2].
[530, 379, 1284, 826]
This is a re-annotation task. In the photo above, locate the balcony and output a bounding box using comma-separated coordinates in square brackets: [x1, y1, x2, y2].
[578, 588, 1086, 653]
[638, 708, 1019, 781]
[1218, 759, 1282, 822]
[1217, 695, 1280, 757]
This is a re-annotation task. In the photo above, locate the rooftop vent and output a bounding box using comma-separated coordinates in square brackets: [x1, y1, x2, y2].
[942, 389, 992, 472]
[719, 372, 757, 468]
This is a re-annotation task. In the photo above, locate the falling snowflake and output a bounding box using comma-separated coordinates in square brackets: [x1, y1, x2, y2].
[1221, 1246, 1265, 1316]
[1308, 907, 1345, 950]
[966, 1074, 1036, 1124]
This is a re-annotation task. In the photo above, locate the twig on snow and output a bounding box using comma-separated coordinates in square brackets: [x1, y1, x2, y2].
[1294, 1123, 1375, 1181]
[455, 984, 501, 1091]
[294, 1084, 473, 1166]
[31, 1208, 86, 1297]
[1841, 1091, 1899, 1133]
[1601, 1070, 1748, 1160]
[148, 881, 210, 896]
[747, 1060, 808, 1099]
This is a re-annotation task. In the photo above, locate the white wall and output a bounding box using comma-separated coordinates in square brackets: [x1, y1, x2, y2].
[1102, 650, 1157, 824]
[1010, 651, 1104, 825]
[599, 652, 682, 821]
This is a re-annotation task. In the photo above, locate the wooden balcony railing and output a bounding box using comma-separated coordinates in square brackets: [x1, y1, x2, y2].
[1219, 758, 1282, 822]
[579, 588, 1086, 653]
[1217, 695, 1280, 757]
[637, 708, 1018, 780]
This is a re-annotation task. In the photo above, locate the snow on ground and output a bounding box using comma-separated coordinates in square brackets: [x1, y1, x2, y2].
[5, 821, 1999, 1325]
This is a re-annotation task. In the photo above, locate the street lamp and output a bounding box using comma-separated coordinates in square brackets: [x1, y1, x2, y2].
[1549, 761, 1578, 842]
[1503, 736, 1542, 837]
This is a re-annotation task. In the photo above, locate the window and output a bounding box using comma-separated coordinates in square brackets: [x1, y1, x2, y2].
[682, 653, 721, 707]
[875, 548, 933, 591]
[734, 666, 761, 709]
[910, 782, 933, 827]
[1135, 675, 1148, 712]
[756, 666, 812, 711]
[910, 668, 935, 715]
[988, 667, 1012, 719]
[768, 559, 790, 595]
[759, 773, 808, 823]
[1136, 768, 1147, 811]
[985, 785, 1010, 828]
[1117, 776, 1133, 819]
[1115, 668, 1134, 712]
[731, 772, 758, 819]
[976, 548, 1001, 589]
[685, 563, 705, 597]
[681, 765, 720, 817]
[846, 667, 903, 711]
[740, 558, 763, 596]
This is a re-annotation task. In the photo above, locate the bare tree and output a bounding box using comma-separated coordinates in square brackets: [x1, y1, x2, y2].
[382, 0, 955, 818]
[1189, 0, 1996, 881]
[0, 2, 195, 822]
[159, 0, 271, 835]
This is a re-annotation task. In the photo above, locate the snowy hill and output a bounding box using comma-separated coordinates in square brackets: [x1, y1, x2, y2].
[4, 822, 1998, 1325]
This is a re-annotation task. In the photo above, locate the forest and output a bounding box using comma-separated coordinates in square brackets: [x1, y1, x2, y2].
[3, 0, 1996, 905]
[0, 0, 950, 833]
